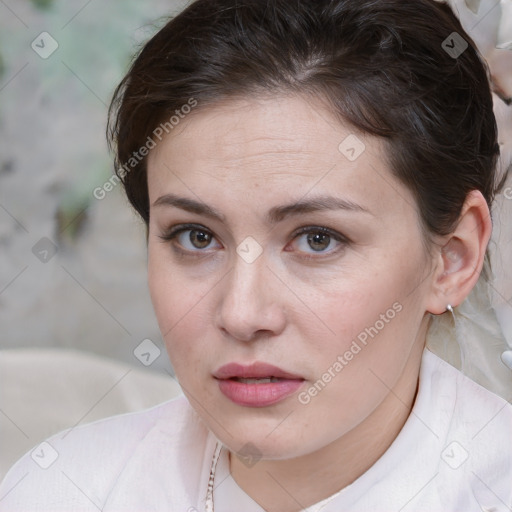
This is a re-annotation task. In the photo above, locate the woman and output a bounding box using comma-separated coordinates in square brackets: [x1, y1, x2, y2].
[1, 0, 511, 510]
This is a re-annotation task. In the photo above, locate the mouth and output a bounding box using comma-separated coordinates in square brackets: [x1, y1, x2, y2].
[231, 377, 282, 384]
[213, 361, 304, 380]
[213, 362, 305, 407]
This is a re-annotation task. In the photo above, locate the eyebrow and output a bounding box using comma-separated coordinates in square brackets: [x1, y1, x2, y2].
[152, 193, 372, 224]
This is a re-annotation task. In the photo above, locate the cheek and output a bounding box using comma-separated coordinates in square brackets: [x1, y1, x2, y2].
[147, 248, 214, 368]
[305, 268, 405, 345]
[304, 256, 425, 378]
[293, 301, 415, 441]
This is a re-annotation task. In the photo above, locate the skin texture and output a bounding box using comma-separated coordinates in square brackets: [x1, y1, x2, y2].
[146, 94, 491, 512]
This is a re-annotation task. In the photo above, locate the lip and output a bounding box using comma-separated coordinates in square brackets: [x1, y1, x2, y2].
[214, 362, 305, 407]
[214, 362, 303, 380]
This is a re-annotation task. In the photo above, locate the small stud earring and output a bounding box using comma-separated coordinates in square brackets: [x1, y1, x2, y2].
[446, 304, 456, 321]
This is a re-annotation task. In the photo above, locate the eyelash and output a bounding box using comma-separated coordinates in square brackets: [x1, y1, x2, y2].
[158, 223, 350, 260]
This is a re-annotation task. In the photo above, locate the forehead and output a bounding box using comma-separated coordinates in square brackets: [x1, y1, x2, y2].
[149, 94, 358, 173]
[146, 94, 417, 221]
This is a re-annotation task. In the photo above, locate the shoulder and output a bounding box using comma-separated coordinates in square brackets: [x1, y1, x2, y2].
[0, 395, 205, 511]
[423, 349, 512, 508]
[423, 348, 512, 434]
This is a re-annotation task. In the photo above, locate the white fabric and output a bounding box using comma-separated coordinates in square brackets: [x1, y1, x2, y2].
[1, 347, 511, 512]
[0, 348, 183, 481]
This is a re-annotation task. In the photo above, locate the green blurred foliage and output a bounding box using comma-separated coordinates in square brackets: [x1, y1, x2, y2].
[29, 0, 55, 9]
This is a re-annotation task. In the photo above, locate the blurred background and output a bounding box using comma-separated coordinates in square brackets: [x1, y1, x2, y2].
[0, 0, 510, 479]
[0, 0, 192, 374]
[0, 0, 192, 477]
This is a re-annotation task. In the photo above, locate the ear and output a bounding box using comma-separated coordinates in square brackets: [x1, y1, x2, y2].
[426, 190, 492, 315]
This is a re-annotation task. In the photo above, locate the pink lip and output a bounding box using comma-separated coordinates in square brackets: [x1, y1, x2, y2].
[214, 362, 305, 407]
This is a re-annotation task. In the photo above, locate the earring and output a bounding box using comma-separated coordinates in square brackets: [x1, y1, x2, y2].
[445, 303, 466, 370]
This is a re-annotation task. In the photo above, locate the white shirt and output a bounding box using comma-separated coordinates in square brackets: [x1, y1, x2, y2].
[1, 347, 511, 511]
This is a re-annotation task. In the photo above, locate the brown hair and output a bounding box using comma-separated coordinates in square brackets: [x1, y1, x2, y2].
[107, 0, 500, 246]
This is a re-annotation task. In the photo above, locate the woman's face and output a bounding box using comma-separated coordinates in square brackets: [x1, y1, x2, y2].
[147, 94, 435, 459]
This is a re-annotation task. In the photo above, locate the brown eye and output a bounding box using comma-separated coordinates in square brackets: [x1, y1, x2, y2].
[306, 232, 331, 252]
[159, 224, 221, 254]
[287, 226, 350, 258]
[188, 229, 212, 249]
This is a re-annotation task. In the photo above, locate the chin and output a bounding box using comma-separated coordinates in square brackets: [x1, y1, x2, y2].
[226, 432, 303, 461]
[209, 410, 317, 460]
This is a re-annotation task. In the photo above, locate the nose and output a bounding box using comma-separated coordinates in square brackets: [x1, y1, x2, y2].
[216, 256, 287, 342]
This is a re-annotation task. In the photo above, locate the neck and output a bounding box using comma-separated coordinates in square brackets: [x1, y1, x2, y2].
[229, 329, 427, 512]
